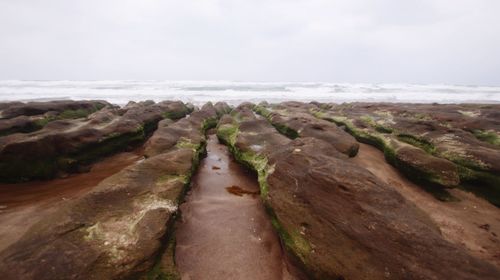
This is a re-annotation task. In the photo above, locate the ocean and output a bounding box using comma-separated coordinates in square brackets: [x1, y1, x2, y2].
[0, 80, 499, 106]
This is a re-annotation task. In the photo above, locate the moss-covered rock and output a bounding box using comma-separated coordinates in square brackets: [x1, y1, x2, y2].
[310, 102, 500, 206]
[0, 101, 109, 136]
[312, 108, 460, 189]
[216, 105, 500, 279]
[0, 102, 222, 279]
[0, 101, 194, 182]
[255, 102, 359, 157]
[0, 100, 109, 119]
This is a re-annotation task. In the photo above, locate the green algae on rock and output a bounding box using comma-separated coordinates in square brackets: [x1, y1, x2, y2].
[216, 104, 500, 279]
[254, 102, 359, 157]
[0, 102, 226, 280]
[0, 101, 193, 182]
[1, 100, 499, 280]
[0, 100, 110, 136]
[311, 107, 460, 190]
[310, 102, 500, 206]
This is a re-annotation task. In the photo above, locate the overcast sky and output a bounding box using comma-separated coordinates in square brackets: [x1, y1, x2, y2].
[0, 0, 499, 85]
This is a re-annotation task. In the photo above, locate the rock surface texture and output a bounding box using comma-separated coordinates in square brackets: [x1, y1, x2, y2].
[0, 100, 499, 280]
[217, 103, 500, 279]
[254, 101, 359, 157]
[0, 101, 220, 279]
[0, 100, 192, 182]
[311, 102, 500, 205]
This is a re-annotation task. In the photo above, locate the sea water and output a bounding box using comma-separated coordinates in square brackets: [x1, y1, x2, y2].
[0, 80, 499, 106]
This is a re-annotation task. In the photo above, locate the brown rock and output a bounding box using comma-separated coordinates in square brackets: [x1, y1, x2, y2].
[255, 102, 359, 156]
[218, 106, 500, 279]
[0, 101, 192, 182]
[0, 102, 218, 279]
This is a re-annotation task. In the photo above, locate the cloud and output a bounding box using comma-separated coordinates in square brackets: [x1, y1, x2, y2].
[0, 0, 499, 85]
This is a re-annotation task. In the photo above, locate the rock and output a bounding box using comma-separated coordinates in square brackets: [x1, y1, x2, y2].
[0, 101, 192, 182]
[217, 106, 500, 279]
[310, 102, 500, 205]
[0, 102, 23, 111]
[144, 102, 221, 158]
[311, 104, 462, 188]
[392, 145, 460, 187]
[0, 100, 112, 135]
[0, 115, 37, 136]
[213, 101, 232, 117]
[254, 102, 359, 157]
[0, 103, 219, 280]
[158, 100, 193, 120]
[1, 100, 499, 280]
[0, 100, 110, 119]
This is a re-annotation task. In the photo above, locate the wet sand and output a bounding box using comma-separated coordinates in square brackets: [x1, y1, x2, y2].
[0, 149, 143, 251]
[352, 143, 500, 268]
[175, 135, 296, 280]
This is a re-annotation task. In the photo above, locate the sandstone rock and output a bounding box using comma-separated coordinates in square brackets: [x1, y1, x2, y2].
[213, 101, 232, 117]
[0, 100, 112, 135]
[0, 101, 192, 182]
[0, 100, 110, 119]
[144, 102, 221, 158]
[255, 102, 359, 157]
[217, 106, 500, 279]
[311, 102, 500, 205]
[0, 103, 218, 280]
[311, 104, 462, 188]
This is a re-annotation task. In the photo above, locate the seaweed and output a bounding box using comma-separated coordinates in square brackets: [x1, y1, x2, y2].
[472, 129, 500, 147]
[397, 133, 436, 154]
[271, 122, 299, 139]
[254, 105, 299, 139]
[457, 165, 500, 207]
[311, 109, 458, 199]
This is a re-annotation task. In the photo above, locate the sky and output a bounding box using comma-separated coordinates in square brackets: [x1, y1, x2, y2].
[0, 0, 499, 85]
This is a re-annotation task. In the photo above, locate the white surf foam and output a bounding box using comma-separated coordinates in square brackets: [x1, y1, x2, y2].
[0, 80, 498, 106]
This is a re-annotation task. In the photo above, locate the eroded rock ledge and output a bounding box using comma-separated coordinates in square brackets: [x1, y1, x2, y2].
[0, 100, 499, 280]
[217, 102, 500, 279]
[310, 102, 500, 205]
[0, 100, 193, 182]
[0, 101, 228, 279]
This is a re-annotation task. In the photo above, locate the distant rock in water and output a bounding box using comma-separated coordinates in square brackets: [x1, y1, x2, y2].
[0, 100, 499, 279]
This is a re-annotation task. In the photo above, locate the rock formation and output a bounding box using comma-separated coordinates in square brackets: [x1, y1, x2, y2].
[0, 100, 499, 280]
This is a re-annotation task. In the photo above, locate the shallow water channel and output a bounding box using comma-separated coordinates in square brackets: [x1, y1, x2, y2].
[175, 134, 297, 279]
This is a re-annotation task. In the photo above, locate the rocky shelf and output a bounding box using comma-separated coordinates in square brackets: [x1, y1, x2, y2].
[0, 100, 499, 280]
